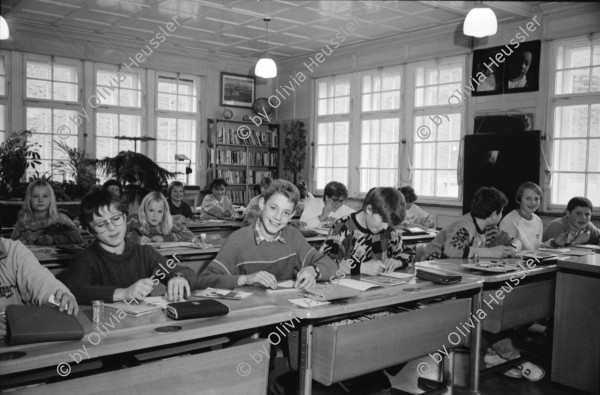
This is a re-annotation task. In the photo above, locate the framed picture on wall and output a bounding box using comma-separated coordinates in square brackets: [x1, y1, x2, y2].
[471, 40, 541, 96]
[220, 72, 255, 108]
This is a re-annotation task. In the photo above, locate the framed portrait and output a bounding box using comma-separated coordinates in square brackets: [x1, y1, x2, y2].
[504, 40, 541, 93]
[471, 40, 541, 96]
[220, 72, 255, 108]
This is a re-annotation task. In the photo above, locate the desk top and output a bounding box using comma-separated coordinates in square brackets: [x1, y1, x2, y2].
[0, 299, 291, 375]
[417, 258, 558, 283]
[558, 253, 600, 275]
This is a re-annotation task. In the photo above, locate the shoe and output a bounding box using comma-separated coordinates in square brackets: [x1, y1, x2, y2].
[484, 349, 522, 379]
[518, 362, 545, 382]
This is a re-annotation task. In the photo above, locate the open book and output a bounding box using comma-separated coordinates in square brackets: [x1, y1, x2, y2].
[462, 261, 521, 273]
[195, 288, 253, 300]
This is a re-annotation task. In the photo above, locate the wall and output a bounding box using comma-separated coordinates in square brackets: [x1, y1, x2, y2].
[274, 3, 600, 218]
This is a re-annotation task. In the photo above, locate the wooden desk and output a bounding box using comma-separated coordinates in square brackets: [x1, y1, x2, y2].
[264, 276, 482, 395]
[417, 258, 558, 393]
[552, 254, 600, 394]
[0, 298, 292, 393]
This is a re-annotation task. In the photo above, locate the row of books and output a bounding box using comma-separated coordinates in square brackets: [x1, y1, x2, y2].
[214, 150, 278, 167]
[216, 126, 278, 147]
[225, 190, 247, 203]
[215, 169, 275, 186]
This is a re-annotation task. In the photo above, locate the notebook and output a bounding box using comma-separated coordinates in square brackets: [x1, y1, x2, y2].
[195, 288, 253, 300]
[104, 301, 163, 316]
[462, 261, 520, 273]
[5, 305, 84, 345]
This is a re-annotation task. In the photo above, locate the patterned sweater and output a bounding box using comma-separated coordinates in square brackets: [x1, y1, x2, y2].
[319, 212, 414, 275]
[200, 194, 237, 220]
[422, 213, 513, 260]
[11, 213, 83, 246]
[126, 215, 194, 243]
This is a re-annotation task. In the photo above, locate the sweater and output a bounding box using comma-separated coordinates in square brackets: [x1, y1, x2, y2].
[11, 213, 83, 245]
[126, 215, 194, 243]
[200, 194, 237, 220]
[402, 204, 434, 228]
[499, 210, 543, 251]
[198, 224, 338, 289]
[1, 238, 73, 312]
[542, 216, 600, 245]
[299, 199, 355, 229]
[422, 213, 513, 260]
[168, 199, 193, 219]
[319, 212, 414, 275]
[64, 240, 195, 304]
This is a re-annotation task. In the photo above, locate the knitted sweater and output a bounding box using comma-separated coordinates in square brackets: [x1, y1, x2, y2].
[198, 224, 337, 289]
[126, 215, 194, 243]
[11, 213, 83, 245]
[542, 216, 600, 245]
[1, 238, 73, 312]
[200, 194, 237, 220]
[319, 212, 414, 275]
[64, 240, 194, 304]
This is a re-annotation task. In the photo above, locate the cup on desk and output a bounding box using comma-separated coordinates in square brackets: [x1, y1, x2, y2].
[205, 234, 222, 245]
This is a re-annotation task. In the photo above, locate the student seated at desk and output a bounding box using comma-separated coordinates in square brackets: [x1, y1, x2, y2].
[318, 187, 413, 393]
[127, 192, 194, 243]
[294, 181, 313, 217]
[65, 191, 194, 304]
[241, 176, 272, 227]
[198, 179, 337, 290]
[542, 196, 600, 247]
[422, 186, 521, 260]
[1, 237, 78, 339]
[298, 181, 355, 228]
[200, 178, 238, 220]
[499, 182, 544, 251]
[166, 181, 193, 221]
[399, 185, 434, 228]
[11, 180, 83, 246]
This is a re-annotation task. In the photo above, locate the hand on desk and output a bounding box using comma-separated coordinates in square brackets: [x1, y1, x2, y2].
[295, 266, 317, 289]
[382, 258, 405, 273]
[48, 289, 79, 315]
[120, 278, 154, 301]
[486, 245, 519, 258]
[360, 260, 387, 276]
[238, 271, 278, 289]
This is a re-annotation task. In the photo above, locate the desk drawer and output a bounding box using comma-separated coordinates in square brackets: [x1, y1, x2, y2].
[289, 298, 471, 385]
[481, 278, 555, 333]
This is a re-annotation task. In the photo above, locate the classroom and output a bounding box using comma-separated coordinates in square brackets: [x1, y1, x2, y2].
[0, 1, 599, 394]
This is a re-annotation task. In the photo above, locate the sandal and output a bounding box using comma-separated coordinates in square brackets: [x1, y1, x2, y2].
[518, 362, 545, 382]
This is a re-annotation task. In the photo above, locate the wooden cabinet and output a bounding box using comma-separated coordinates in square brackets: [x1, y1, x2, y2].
[208, 119, 280, 205]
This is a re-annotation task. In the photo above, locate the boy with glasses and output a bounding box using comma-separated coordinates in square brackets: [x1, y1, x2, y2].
[65, 191, 194, 305]
[299, 181, 355, 228]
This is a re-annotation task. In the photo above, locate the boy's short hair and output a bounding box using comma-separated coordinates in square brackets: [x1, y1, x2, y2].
[167, 181, 185, 198]
[399, 186, 417, 204]
[566, 196, 593, 212]
[102, 179, 122, 192]
[362, 187, 406, 226]
[80, 190, 124, 232]
[262, 179, 300, 209]
[471, 186, 508, 219]
[515, 182, 542, 203]
[323, 181, 348, 201]
[209, 178, 228, 190]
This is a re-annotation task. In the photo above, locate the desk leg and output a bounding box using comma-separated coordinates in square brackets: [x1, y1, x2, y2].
[470, 291, 482, 394]
[299, 323, 313, 395]
[444, 349, 455, 395]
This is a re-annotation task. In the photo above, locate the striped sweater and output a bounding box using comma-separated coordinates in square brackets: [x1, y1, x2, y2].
[198, 225, 337, 289]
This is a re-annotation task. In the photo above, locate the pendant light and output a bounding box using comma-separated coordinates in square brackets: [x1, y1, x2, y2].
[255, 18, 277, 79]
[463, 6, 497, 38]
[0, 15, 9, 40]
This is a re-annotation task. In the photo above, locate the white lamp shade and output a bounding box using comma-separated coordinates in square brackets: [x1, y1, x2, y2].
[463, 8, 497, 38]
[0, 16, 9, 40]
[255, 57, 277, 79]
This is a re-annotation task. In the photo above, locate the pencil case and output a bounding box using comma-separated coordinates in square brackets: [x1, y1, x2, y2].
[165, 300, 229, 320]
[416, 267, 462, 285]
[304, 283, 360, 301]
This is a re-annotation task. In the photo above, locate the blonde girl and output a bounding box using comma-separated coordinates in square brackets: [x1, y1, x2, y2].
[127, 191, 193, 243]
[11, 180, 83, 245]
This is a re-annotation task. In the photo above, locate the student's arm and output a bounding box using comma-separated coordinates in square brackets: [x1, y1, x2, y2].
[415, 205, 435, 228]
[50, 214, 84, 245]
[169, 222, 194, 242]
[383, 229, 414, 271]
[202, 195, 227, 218]
[10, 220, 31, 244]
[11, 240, 77, 313]
[182, 202, 193, 219]
[300, 200, 325, 228]
[296, 243, 338, 286]
[142, 246, 194, 301]
[125, 216, 145, 243]
[442, 226, 475, 258]
[64, 253, 119, 304]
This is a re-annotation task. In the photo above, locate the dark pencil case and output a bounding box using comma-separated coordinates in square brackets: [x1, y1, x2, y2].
[416, 267, 462, 285]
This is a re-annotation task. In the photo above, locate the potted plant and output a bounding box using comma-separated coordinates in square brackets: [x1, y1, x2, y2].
[0, 130, 41, 198]
[53, 140, 100, 200]
[282, 120, 308, 185]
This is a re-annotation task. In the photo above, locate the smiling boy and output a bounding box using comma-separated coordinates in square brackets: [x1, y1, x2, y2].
[543, 196, 599, 246]
[197, 179, 337, 289]
[65, 191, 194, 304]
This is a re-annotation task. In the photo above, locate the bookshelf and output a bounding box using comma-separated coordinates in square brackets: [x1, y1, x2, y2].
[208, 118, 281, 205]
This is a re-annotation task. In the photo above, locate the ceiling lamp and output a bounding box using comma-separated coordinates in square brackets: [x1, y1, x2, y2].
[255, 18, 277, 79]
[463, 7, 497, 38]
[0, 16, 9, 40]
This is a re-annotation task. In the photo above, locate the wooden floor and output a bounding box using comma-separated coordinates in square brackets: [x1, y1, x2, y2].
[269, 328, 581, 395]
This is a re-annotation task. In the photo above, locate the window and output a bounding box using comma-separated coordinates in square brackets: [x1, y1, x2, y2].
[315, 76, 351, 189]
[95, 65, 143, 159]
[360, 67, 402, 192]
[155, 75, 199, 182]
[24, 56, 80, 178]
[412, 58, 464, 200]
[0, 53, 6, 143]
[549, 36, 600, 205]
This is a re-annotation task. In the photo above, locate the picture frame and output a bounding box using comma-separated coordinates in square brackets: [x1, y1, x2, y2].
[471, 40, 541, 96]
[220, 72, 255, 108]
